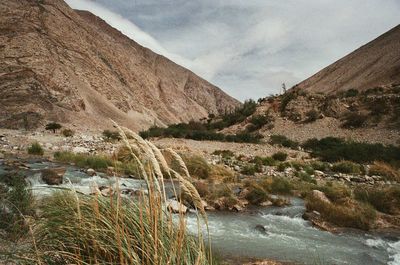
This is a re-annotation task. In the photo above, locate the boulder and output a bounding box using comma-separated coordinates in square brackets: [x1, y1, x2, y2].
[254, 224, 267, 234]
[312, 190, 331, 204]
[167, 200, 188, 214]
[0, 152, 4, 159]
[86, 168, 96, 176]
[260, 200, 273, 207]
[41, 167, 66, 185]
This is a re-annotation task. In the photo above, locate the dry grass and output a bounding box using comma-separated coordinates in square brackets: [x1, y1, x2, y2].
[12, 122, 213, 265]
[369, 161, 400, 181]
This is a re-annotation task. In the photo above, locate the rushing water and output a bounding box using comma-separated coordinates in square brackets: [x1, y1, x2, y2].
[1, 160, 399, 265]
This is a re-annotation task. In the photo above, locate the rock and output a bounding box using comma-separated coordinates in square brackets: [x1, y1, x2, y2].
[86, 168, 96, 176]
[107, 166, 115, 175]
[0, 153, 4, 159]
[72, 146, 90, 153]
[231, 204, 244, 212]
[314, 170, 325, 176]
[254, 224, 267, 234]
[41, 167, 66, 185]
[312, 190, 331, 204]
[260, 200, 273, 207]
[99, 186, 113, 197]
[167, 200, 188, 214]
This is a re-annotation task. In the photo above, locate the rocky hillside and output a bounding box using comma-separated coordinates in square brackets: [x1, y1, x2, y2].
[0, 0, 240, 131]
[225, 25, 400, 145]
[295, 25, 400, 94]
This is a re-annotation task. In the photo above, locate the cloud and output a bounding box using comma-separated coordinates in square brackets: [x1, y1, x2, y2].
[66, 0, 400, 101]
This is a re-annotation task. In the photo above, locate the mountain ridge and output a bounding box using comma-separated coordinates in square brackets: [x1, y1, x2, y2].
[0, 0, 240, 131]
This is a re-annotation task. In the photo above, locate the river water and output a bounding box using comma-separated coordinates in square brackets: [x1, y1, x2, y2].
[1, 160, 399, 265]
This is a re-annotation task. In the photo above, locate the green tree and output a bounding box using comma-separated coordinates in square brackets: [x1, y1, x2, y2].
[46, 122, 62, 133]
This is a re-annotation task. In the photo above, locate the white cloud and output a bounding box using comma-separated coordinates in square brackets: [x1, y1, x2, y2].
[66, 0, 400, 101]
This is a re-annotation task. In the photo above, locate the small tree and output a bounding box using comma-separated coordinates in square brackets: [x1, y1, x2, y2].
[46, 122, 62, 133]
[102, 130, 121, 141]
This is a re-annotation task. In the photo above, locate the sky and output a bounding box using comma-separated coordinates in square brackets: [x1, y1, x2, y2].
[65, 0, 399, 101]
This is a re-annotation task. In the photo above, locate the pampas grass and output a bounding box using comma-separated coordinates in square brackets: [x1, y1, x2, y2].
[16, 121, 213, 265]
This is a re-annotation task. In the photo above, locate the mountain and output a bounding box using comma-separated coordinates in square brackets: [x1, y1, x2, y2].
[0, 0, 240, 131]
[227, 25, 400, 145]
[295, 25, 400, 93]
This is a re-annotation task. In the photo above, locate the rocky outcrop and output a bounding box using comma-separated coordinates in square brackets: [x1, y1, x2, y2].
[0, 0, 240, 131]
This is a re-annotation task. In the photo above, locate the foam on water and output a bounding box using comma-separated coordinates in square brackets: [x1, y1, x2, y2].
[388, 241, 400, 265]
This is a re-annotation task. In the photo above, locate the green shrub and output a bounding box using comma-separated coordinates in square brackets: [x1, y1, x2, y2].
[212, 150, 235, 159]
[245, 184, 269, 205]
[247, 114, 273, 132]
[305, 197, 376, 230]
[54, 151, 112, 170]
[102, 129, 121, 141]
[354, 186, 400, 214]
[305, 109, 319, 123]
[45, 122, 62, 133]
[310, 161, 330, 172]
[277, 162, 291, 172]
[302, 137, 400, 164]
[241, 164, 259, 175]
[269, 135, 299, 149]
[251, 156, 276, 166]
[332, 161, 362, 174]
[341, 113, 368, 128]
[265, 177, 293, 195]
[295, 171, 316, 184]
[272, 152, 288, 161]
[62, 129, 74, 137]
[280, 92, 297, 112]
[344, 89, 359, 98]
[317, 184, 351, 203]
[0, 175, 34, 239]
[27, 142, 44, 156]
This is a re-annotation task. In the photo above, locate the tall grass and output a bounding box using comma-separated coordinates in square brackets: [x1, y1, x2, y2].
[16, 123, 213, 265]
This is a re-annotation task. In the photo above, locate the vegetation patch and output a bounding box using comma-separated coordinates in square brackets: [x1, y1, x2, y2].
[27, 142, 44, 156]
[369, 161, 400, 181]
[272, 152, 288, 162]
[306, 197, 376, 230]
[303, 137, 400, 164]
[269, 135, 299, 149]
[332, 161, 363, 174]
[354, 186, 400, 215]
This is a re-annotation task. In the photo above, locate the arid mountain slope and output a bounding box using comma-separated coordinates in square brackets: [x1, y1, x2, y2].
[295, 25, 400, 94]
[0, 0, 240, 131]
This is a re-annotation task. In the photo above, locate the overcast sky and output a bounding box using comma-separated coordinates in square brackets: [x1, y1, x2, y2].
[66, 0, 399, 101]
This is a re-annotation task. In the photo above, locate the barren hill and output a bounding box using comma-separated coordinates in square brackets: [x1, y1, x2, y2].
[296, 25, 400, 94]
[0, 0, 240, 131]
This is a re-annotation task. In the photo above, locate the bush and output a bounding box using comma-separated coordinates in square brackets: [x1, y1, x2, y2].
[280, 92, 297, 112]
[305, 109, 319, 123]
[369, 161, 400, 181]
[302, 137, 400, 164]
[262, 177, 293, 195]
[62, 129, 74, 137]
[251, 156, 276, 166]
[295, 171, 316, 184]
[341, 113, 368, 128]
[344, 89, 359, 98]
[212, 150, 235, 159]
[317, 184, 351, 203]
[241, 164, 259, 175]
[332, 161, 362, 174]
[45, 122, 62, 133]
[27, 142, 44, 156]
[245, 184, 269, 205]
[182, 155, 211, 179]
[355, 186, 400, 214]
[247, 114, 273, 132]
[102, 129, 121, 141]
[54, 151, 112, 170]
[269, 135, 299, 149]
[305, 197, 376, 230]
[272, 152, 288, 161]
[0, 175, 34, 239]
[310, 161, 330, 172]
